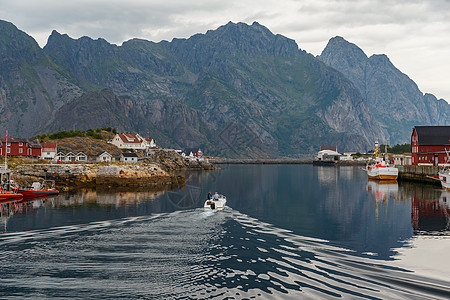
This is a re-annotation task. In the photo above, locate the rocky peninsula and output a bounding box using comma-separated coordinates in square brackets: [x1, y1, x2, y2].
[10, 150, 216, 191]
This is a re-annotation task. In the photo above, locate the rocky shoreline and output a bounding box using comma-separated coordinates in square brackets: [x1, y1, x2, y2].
[12, 164, 186, 191]
[8, 149, 218, 191]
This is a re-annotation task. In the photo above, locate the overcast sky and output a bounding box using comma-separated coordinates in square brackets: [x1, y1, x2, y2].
[1, 0, 449, 101]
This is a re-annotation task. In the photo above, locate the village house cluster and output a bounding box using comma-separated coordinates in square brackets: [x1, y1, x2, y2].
[315, 126, 450, 167]
[0, 132, 205, 163]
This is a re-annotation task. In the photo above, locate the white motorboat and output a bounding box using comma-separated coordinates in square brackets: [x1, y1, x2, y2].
[204, 194, 226, 210]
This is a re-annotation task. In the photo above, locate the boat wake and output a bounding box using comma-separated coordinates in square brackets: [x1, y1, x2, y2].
[0, 208, 449, 299]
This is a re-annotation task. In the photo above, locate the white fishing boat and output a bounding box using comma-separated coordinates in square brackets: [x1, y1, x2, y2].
[204, 194, 227, 210]
[365, 158, 398, 180]
[364, 138, 398, 180]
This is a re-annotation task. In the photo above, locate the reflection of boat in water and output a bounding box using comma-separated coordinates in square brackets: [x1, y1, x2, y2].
[367, 179, 398, 201]
[367, 180, 398, 218]
[204, 195, 227, 210]
[18, 180, 59, 199]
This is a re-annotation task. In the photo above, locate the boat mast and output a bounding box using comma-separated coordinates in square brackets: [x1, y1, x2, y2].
[4, 130, 7, 171]
[384, 138, 389, 161]
[375, 138, 379, 157]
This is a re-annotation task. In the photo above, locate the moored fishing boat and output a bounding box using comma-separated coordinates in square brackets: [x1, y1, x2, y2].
[18, 180, 59, 199]
[365, 158, 398, 180]
[363, 138, 398, 180]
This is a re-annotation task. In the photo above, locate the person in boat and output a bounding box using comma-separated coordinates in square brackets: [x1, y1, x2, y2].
[214, 192, 219, 201]
[207, 192, 212, 200]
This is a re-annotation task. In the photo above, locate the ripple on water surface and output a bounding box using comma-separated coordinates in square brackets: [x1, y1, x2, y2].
[0, 208, 449, 299]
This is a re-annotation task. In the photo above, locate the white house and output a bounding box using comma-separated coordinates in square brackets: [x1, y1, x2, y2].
[97, 151, 114, 162]
[40, 142, 57, 160]
[120, 152, 138, 163]
[55, 151, 87, 162]
[110, 133, 156, 150]
[75, 152, 88, 162]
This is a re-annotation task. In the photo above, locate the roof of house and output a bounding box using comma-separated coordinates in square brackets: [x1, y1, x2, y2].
[121, 152, 138, 158]
[41, 142, 57, 150]
[98, 151, 113, 157]
[0, 138, 41, 148]
[117, 133, 143, 144]
[143, 137, 153, 143]
[414, 126, 450, 145]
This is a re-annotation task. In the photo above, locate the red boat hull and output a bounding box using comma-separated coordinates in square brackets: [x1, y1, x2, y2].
[0, 193, 23, 201]
[18, 189, 59, 199]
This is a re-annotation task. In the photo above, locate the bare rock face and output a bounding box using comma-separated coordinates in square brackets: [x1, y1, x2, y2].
[5, 20, 448, 156]
[318, 36, 450, 144]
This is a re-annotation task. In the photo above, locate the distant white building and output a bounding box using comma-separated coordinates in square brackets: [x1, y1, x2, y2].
[55, 151, 87, 162]
[97, 151, 114, 162]
[110, 133, 156, 150]
[316, 149, 342, 161]
[120, 152, 138, 163]
[181, 148, 203, 160]
[393, 154, 412, 166]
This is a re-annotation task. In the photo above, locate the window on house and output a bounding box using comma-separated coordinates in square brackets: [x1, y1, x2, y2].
[7, 148, 10, 153]
[19, 148, 23, 153]
[19, 142, 23, 146]
[7, 143, 10, 146]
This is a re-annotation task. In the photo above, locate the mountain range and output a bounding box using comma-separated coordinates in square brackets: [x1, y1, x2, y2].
[0, 19, 448, 157]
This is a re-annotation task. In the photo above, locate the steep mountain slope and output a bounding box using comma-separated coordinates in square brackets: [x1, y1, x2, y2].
[318, 36, 450, 144]
[0, 20, 81, 137]
[41, 22, 383, 156]
[4, 20, 438, 156]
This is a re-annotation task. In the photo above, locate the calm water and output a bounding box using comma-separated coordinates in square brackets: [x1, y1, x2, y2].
[1, 164, 450, 299]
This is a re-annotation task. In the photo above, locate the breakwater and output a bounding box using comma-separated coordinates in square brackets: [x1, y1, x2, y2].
[12, 164, 185, 190]
[213, 159, 313, 164]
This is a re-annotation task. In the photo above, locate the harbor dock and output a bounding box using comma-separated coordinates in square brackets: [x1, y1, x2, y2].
[397, 165, 441, 185]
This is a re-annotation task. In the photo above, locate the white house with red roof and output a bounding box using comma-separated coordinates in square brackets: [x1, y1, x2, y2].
[40, 142, 57, 160]
[110, 133, 156, 150]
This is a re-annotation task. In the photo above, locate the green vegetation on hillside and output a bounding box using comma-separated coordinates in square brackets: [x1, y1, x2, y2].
[379, 143, 411, 154]
[35, 127, 117, 142]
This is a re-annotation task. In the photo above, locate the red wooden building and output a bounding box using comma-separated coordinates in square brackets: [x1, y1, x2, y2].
[411, 126, 450, 166]
[0, 138, 42, 157]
